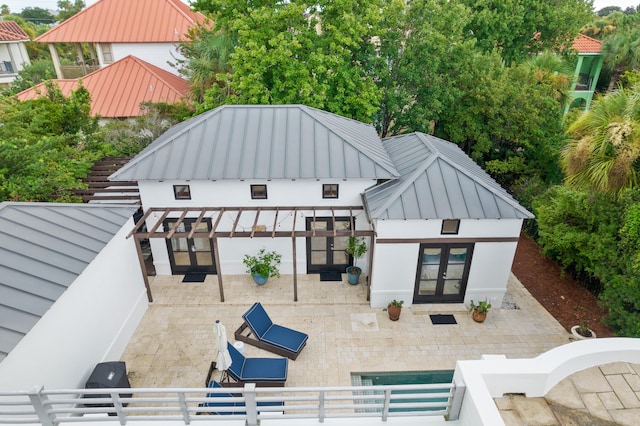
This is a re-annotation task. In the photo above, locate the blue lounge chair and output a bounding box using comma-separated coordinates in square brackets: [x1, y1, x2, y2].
[200, 380, 284, 415]
[234, 302, 308, 360]
[225, 342, 288, 386]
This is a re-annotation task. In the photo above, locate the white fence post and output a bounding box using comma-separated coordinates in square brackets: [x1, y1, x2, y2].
[244, 383, 258, 426]
[27, 386, 54, 426]
[446, 378, 466, 421]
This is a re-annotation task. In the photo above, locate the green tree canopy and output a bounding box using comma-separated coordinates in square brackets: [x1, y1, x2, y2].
[57, 0, 86, 22]
[19, 7, 55, 24]
[0, 82, 101, 202]
[459, 0, 593, 64]
[190, 0, 384, 121]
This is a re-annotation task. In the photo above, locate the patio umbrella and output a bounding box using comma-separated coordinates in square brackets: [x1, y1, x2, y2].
[214, 320, 232, 379]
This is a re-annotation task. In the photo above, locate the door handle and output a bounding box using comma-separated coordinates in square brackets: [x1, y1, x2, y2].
[191, 245, 196, 252]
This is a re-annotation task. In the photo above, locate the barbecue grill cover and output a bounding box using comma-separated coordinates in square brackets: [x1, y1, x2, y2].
[84, 361, 132, 407]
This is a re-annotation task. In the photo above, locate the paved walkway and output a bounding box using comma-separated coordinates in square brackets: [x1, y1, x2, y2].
[497, 362, 640, 425]
[120, 273, 639, 424]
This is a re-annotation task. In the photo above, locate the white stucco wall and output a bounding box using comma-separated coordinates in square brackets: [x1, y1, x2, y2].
[0, 41, 30, 86]
[369, 218, 523, 308]
[0, 218, 148, 391]
[139, 179, 376, 275]
[110, 43, 183, 75]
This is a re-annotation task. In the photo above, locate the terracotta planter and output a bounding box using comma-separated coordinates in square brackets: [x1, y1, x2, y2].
[472, 309, 487, 323]
[387, 305, 402, 321]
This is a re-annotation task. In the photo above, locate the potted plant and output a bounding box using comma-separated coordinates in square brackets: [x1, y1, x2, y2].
[345, 236, 367, 285]
[384, 299, 404, 321]
[571, 322, 596, 339]
[243, 248, 282, 286]
[469, 300, 491, 323]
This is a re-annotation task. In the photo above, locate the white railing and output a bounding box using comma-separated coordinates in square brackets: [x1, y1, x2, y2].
[0, 382, 464, 425]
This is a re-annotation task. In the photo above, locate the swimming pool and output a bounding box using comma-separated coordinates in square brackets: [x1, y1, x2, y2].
[351, 370, 454, 413]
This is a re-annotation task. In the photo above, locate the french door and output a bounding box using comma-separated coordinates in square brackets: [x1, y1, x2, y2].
[164, 218, 216, 274]
[306, 217, 352, 273]
[413, 243, 473, 303]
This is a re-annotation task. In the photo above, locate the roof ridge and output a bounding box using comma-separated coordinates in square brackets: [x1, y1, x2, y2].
[368, 133, 440, 217]
[124, 55, 186, 95]
[300, 105, 399, 177]
[163, 0, 197, 24]
[578, 33, 602, 45]
[414, 133, 532, 217]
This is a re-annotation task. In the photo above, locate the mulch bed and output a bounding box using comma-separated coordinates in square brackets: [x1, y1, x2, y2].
[512, 233, 614, 338]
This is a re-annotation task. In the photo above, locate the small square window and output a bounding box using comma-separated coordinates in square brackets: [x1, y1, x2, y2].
[441, 219, 460, 235]
[323, 184, 339, 199]
[173, 185, 191, 200]
[251, 184, 267, 199]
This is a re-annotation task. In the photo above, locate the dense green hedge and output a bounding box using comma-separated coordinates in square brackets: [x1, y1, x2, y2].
[534, 186, 640, 336]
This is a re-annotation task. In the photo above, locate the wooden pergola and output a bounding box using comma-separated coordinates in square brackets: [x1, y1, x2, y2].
[128, 206, 376, 303]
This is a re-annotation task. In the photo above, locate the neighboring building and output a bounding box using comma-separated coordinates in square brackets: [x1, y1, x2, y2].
[0, 202, 147, 391]
[110, 104, 533, 308]
[16, 55, 190, 119]
[566, 33, 604, 113]
[34, 0, 207, 79]
[0, 21, 30, 88]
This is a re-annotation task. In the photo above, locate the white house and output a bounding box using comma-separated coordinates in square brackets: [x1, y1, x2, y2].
[0, 203, 147, 391]
[34, 0, 206, 79]
[110, 104, 533, 309]
[0, 21, 30, 88]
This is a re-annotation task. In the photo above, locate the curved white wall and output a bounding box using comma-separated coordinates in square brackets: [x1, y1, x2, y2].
[454, 338, 640, 426]
[0, 219, 148, 391]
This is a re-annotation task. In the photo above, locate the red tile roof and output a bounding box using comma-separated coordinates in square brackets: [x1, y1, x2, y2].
[0, 21, 29, 42]
[572, 34, 602, 54]
[35, 0, 206, 43]
[16, 55, 190, 118]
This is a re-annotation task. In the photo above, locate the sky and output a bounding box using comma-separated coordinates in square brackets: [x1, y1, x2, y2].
[0, 0, 637, 15]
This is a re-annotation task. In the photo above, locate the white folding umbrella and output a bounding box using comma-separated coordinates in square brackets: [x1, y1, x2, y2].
[214, 320, 232, 379]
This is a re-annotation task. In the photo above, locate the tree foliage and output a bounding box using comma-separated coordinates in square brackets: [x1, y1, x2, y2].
[0, 83, 102, 202]
[459, 0, 593, 64]
[535, 186, 640, 336]
[57, 1, 86, 22]
[19, 7, 55, 24]
[190, 0, 385, 121]
[562, 83, 640, 195]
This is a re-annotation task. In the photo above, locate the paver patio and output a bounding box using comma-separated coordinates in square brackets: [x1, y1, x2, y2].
[121, 272, 570, 389]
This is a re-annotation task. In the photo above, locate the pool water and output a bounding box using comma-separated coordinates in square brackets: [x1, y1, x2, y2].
[352, 370, 454, 413]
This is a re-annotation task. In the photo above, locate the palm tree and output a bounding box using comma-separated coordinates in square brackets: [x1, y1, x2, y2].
[602, 15, 640, 91]
[562, 83, 640, 195]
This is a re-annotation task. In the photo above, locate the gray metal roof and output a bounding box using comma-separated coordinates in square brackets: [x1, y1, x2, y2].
[0, 202, 137, 363]
[364, 133, 534, 220]
[110, 105, 399, 181]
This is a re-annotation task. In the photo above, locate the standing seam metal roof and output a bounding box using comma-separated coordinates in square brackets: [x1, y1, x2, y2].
[0, 203, 137, 363]
[16, 56, 189, 118]
[34, 0, 206, 43]
[364, 133, 534, 220]
[109, 105, 399, 181]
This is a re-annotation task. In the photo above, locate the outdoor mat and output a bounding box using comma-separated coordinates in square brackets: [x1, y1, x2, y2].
[183, 273, 206, 283]
[319, 271, 342, 281]
[429, 314, 457, 325]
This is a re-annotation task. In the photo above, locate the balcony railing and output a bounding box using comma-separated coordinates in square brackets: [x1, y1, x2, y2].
[0, 382, 464, 425]
[60, 65, 101, 79]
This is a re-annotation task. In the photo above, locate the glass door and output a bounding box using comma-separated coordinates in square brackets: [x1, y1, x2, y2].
[413, 243, 473, 303]
[306, 217, 351, 273]
[164, 218, 216, 274]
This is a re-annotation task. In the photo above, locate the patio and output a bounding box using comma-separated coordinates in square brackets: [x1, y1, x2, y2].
[121, 272, 571, 389]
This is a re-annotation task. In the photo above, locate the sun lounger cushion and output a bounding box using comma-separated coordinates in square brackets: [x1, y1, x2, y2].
[227, 342, 288, 382]
[203, 380, 284, 415]
[243, 302, 308, 354]
[203, 380, 243, 415]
